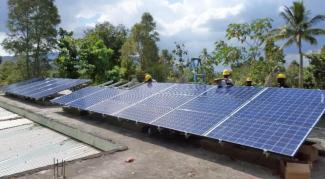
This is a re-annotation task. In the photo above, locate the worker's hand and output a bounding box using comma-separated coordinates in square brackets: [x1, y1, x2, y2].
[214, 78, 223, 83]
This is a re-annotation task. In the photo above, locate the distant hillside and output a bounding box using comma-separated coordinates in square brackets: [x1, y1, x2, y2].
[0, 53, 58, 64]
[0, 56, 16, 63]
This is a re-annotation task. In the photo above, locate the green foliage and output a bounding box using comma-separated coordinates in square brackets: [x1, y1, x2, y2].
[132, 13, 160, 73]
[263, 40, 285, 86]
[286, 61, 300, 87]
[84, 22, 127, 65]
[106, 66, 126, 82]
[226, 18, 273, 61]
[271, 1, 325, 87]
[303, 67, 316, 89]
[120, 38, 137, 79]
[0, 59, 25, 85]
[159, 49, 174, 81]
[78, 34, 114, 83]
[2, 0, 60, 78]
[199, 48, 215, 83]
[213, 18, 285, 86]
[119, 12, 160, 80]
[55, 28, 79, 78]
[172, 42, 189, 78]
[213, 40, 242, 65]
[306, 46, 325, 89]
[55, 28, 116, 84]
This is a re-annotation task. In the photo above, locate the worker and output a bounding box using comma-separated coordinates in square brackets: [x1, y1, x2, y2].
[245, 77, 253, 86]
[214, 69, 234, 88]
[144, 73, 156, 87]
[276, 73, 288, 88]
[144, 73, 153, 83]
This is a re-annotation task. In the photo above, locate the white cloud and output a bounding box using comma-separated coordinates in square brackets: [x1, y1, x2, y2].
[2, 0, 323, 57]
[71, 0, 244, 36]
[58, 0, 248, 56]
[0, 32, 10, 56]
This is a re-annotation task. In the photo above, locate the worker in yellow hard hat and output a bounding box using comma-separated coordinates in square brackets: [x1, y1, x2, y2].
[144, 73, 152, 83]
[276, 73, 288, 88]
[245, 77, 252, 86]
[214, 69, 234, 88]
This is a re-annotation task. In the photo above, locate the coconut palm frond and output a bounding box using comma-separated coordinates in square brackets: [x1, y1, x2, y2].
[302, 35, 318, 45]
[282, 37, 296, 48]
[305, 28, 325, 36]
[309, 15, 325, 25]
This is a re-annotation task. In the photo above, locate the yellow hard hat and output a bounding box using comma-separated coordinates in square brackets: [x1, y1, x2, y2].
[144, 73, 152, 82]
[276, 73, 286, 79]
[223, 69, 231, 76]
[246, 77, 252, 82]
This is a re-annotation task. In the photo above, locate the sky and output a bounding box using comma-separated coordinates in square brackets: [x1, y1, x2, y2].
[0, 0, 324, 66]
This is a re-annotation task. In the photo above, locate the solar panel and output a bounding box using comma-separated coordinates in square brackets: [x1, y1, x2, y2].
[180, 87, 262, 116]
[87, 83, 175, 116]
[117, 104, 172, 123]
[20, 79, 70, 96]
[151, 87, 262, 135]
[67, 88, 123, 109]
[153, 109, 221, 135]
[31, 79, 91, 99]
[51, 82, 325, 157]
[51, 86, 103, 105]
[4, 78, 42, 91]
[162, 83, 213, 96]
[7, 78, 56, 94]
[206, 88, 325, 156]
[140, 93, 194, 109]
[4, 78, 90, 100]
[115, 94, 193, 123]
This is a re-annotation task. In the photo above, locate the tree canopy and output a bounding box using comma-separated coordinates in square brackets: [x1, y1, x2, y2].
[2, 0, 60, 78]
[271, 1, 325, 87]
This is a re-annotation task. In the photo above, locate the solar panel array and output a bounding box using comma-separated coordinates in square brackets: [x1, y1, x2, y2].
[4, 78, 91, 100]
[51, 83, 325, 156]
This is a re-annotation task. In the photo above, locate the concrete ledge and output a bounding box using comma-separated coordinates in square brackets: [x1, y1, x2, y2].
[0, 96, 127, 152]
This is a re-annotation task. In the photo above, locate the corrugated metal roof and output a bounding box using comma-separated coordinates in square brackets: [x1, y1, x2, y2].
[0, 107, 100, 177]
[0, 118, 33, 129]
[0, 108, 19, 120]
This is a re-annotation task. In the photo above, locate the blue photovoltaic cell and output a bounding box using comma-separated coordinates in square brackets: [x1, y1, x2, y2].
[180, 87, 262, 116]
[20, 79, 70, 96]
[229, 88, 325, 128]
[51, 86, 103, 105]
[131, 83, 174, 94]
[110, 84, 195, 122]
[207, 116, 309, 156]
[162, 83, 213, 96]
[140, 93, 194, 109]
[117, 104, 172, 123]
[87, 83, 174, 116]
[67, 88, 122, 109]
[115, 94, 192, 123]
[207, 87, 325, 156]
[48, 82, 325, 157]
[153, 110, 221, 135]
[151, 87, 262, 135]
[88, 100, 130, 115]
[7, 78, 55, 94]
[4, 78, 42, 91]
[30, 79, 90, 99]
[110, 92, 151, 104]
[4, 78, 90, 100]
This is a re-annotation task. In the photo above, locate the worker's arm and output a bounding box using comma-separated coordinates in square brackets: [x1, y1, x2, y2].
[226, 79, 234, 86]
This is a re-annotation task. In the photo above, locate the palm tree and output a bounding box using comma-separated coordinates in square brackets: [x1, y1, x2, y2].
[271, 1, 325, 87]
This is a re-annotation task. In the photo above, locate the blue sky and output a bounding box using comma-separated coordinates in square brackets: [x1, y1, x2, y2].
[0, 0, 324, 66]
